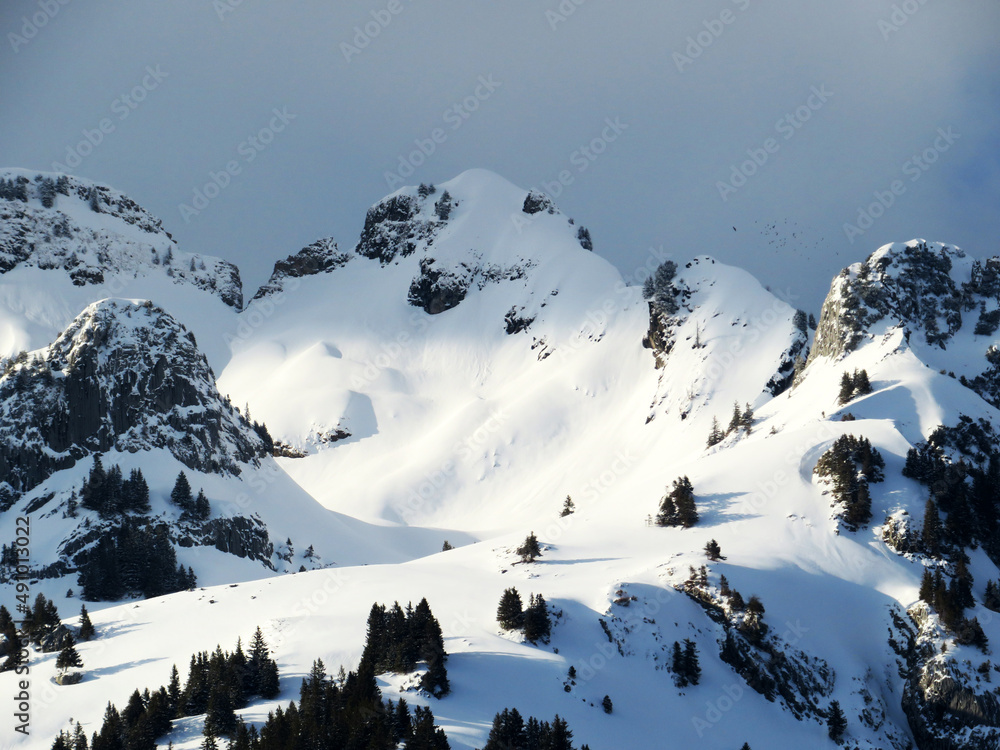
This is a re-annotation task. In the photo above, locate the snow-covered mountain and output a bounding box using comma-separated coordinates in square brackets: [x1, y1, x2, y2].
[0, 169, 242, 371]
[3, 170, 1000, 750]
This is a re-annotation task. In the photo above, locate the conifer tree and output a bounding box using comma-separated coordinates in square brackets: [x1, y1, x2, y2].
[167, 664, 181, 715]
[78, 605, 95, 640]
[171, 472, 193, 513]
[742, 596, 767, 641]
[517, 532, 542, 563]
[56, 635, 83, 671]
[838, 372, 855, 404]
[601, 695, 613, 714]
[728, 401, 743, 434]
[560, 496, 575, 517]
[523, 594, 551, 643]
[496, 588, 524, 630]
[854, 368, 872, 395]
[984, 580, 1000, 612]
[950, 558, 975, 611]
[194, 489, 210, 520]
[671, 641, 687, 687]
[921, 498, 943, 556]
[682, 639, 701, 685]
[827, 700, 847, 742]
[919, 569, 935, 604]
[704, 539, 725, 561]
[707, 417, 724, 447]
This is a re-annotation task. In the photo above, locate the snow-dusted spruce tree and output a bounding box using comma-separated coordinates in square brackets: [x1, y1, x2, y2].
[517, 532, 542, 562]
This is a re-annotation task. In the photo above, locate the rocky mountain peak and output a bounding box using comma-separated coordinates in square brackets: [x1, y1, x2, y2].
[0, 169, 243, 308]
[0, 298, 266, 496]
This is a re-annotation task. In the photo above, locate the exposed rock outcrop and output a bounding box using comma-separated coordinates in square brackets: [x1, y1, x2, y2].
[0, 170, 242, 308]
[0, 299, 266, 495]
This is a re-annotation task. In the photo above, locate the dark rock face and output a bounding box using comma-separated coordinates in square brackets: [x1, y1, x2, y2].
[504, 307, 534, 334]
[0, 299, 265, 495]
[808, 240, 1000, 409]
[251, 237, 351, 301]
[356, 194, 440, 264]
[407, 258, 470, 314]
[179, 515, 274, 568]
[764, 332, 809, 396]
[810, 241, 982, 363]
[893, 605, 1000, 750]
[38, 625, 73, 654]
[0, 171, 243, 308]
[522, 190, 556, 215]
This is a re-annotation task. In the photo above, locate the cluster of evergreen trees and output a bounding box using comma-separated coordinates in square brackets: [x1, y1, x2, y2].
[36, 175, 60, 208]
[16, 592, 60, 639]
[359, 599, 450, 697]
[712, 572, 767, 642]
[642, 260, 679, 315]
[814, 434, 884, 528]
[827, 700, 847, 742]
[671, 639, 700, 687]
[52, 628, 281, 750]
[983, 580, 1000, 612]
[902, 431, 1000, 555]
[481, 708, 587, 750]
[0, 596, 91, 673]
[170, 471, 211, 521]
[656, 476, 698, 528]
[707, 402, 755, 447]
[496, 587, 552, 643]
[918, 561, 988, 648]
[80, 456, 150, 517]
[0, 175, 29, 202]
[77, 519, 196, 600]
[434, 191, 453, 221]
[222, 660, 449, 750]
[837, 368, 873, 404]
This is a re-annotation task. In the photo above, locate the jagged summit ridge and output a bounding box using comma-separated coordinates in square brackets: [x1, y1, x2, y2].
[807, 239, 1000, 407]
[251, 237, 352, 301]
[0, 298, 265, 496]
[0, 169, 242, 308]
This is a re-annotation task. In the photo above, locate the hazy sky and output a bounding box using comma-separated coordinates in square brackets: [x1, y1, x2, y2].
[2, 0, 998, 309]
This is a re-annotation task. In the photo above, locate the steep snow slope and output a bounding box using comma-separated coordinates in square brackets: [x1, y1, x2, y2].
[222, 170, 804, 533]
[5, 163, 1000, 749]
[8, 328, 978, 750]
[0, 299, 459, 629]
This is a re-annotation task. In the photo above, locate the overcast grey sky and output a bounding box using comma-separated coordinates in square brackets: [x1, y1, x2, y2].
[2, 0, 998, 308]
